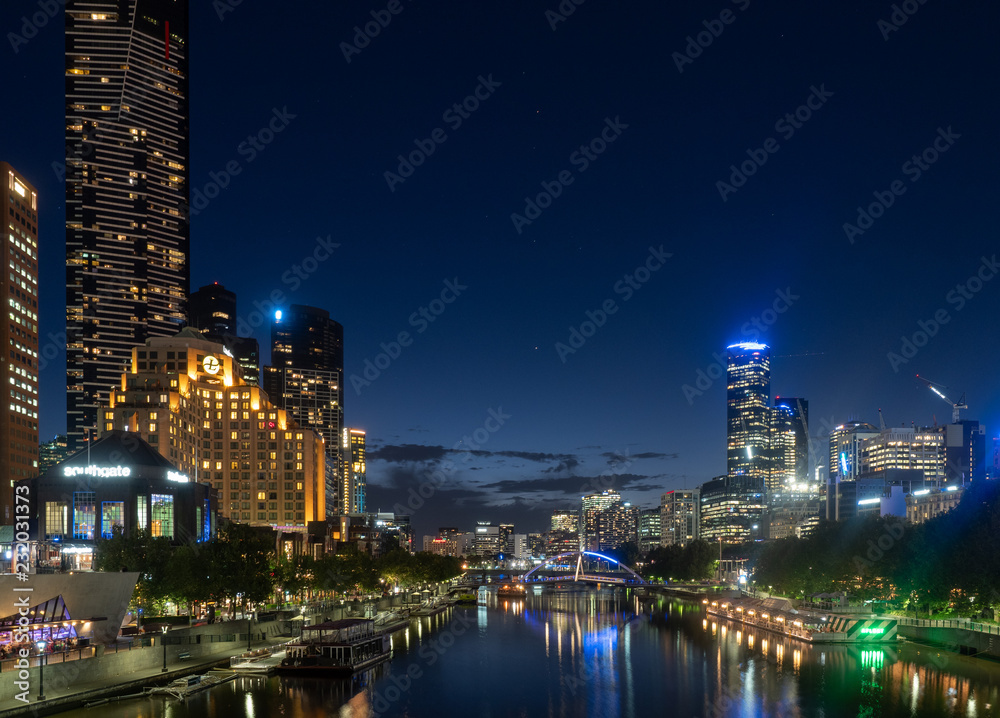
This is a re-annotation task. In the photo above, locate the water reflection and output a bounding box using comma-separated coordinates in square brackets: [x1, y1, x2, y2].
[46, 593, 1000, 718]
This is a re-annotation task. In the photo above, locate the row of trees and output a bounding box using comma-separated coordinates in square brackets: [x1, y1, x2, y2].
[94, 525, 464, 619]
[749, 480, 1000, 617]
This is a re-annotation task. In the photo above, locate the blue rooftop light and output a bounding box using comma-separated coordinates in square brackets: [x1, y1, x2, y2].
[727, 342, 769, 351]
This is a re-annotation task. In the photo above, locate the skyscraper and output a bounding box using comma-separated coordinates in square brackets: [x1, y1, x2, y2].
[65, 1, 190, 451]
[774, 397, 809, 484]
[341, 428, 366, 514]
[726, 342, 771, 491]
[188, 283, 260, 386]
[660, 489, 699, 547]
[1, 163, 39, 523]
[263, 305, 344, 514]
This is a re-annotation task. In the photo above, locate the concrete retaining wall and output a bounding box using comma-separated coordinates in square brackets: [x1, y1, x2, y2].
[898, 624, 1000, 658]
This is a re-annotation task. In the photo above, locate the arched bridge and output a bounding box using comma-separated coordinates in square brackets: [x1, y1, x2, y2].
[521, 551, 647, 586]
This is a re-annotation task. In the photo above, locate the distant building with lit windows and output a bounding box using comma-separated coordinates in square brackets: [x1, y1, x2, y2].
[263, 305, 344, 515]
[906, 485, 964, 524]
[16, 431, 218, 571]
[2, 162, 39, 525]
[102, 328, 325, 530]
[342, 428, 366, 514]
[187, 283, 260, 386]
[660, 489, 699, 547]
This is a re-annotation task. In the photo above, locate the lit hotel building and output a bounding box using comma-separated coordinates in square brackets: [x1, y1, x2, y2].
[1, 163, 39, 523]
[102, 328, 325, 530]
[65, 1, 192, 453]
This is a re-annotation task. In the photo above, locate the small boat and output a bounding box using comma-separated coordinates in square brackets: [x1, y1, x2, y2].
[497, 583, 527, 598]
[277, 619, 390, 676]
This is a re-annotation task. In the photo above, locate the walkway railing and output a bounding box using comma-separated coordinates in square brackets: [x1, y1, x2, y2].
[892, 617, 1000, 636]
[0, 646, 96, 672]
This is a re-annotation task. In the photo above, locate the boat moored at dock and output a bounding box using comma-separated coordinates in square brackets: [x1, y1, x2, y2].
[704, 598, 898, 644]
[278, 619, 390, 676]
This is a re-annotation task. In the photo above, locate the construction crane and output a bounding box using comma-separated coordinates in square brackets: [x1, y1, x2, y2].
[915, 375, 967, 423]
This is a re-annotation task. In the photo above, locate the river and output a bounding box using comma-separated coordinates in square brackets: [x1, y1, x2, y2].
[50, 588, 1000, 717]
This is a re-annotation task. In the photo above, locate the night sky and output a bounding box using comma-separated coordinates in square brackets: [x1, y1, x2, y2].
[4, 0, 999, 540]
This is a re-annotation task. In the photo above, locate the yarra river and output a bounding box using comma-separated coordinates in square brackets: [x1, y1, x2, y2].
[52, 590, 1000, 717]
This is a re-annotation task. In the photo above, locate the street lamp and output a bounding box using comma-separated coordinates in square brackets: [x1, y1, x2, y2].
[36, 641, 46, 701]
[247, 613, 252, 652]
[161, 626, 169, 673]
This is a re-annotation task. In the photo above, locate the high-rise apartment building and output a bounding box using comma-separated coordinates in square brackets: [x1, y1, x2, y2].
[1, 163, 39, 522]
[580, 490, 621, 551]
[65, 1, 191, 451]
[103, 328, 326, 529]
[550, 509, 578, 533]
[188, 283, 260, 386]
[660, 489, 699, 547]
[726, 343, 771, 491]
[263, 305, 344, 515]
[341, 428, 366, 514]
[637, 508, 661, 554]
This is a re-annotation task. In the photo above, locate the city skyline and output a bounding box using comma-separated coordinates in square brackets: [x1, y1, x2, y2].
[3, 1, 999, 538]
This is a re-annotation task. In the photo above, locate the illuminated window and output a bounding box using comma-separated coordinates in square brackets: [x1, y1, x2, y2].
[44, 502, 68, 539]
[73, 492, 96, 540]
[137, 495, 147, 530]
[150, 494, 174, 539]
[101, 501, 125, 538]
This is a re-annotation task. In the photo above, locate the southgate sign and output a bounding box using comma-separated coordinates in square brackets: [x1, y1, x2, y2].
[63, 465, 131, 478]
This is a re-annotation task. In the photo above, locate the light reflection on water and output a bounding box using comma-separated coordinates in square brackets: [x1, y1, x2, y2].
[48, 591, 1000, 718]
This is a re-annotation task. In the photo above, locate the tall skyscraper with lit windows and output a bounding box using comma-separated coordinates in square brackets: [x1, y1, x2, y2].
[342, 428, 366, 514]
[1, 163, 39, 523]
[726, 342, 771, 491]
[263, 305, 344, 515]
[65, 1, 191, 451]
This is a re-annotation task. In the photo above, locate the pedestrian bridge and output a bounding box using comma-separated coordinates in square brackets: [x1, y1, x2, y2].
[520, 551, 647, 585]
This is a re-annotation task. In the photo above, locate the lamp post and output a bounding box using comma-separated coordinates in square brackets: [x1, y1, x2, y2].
[299, 606, 306, 639]
[247, 613, 252, 652]
[161, 626, 169, 673]
[36, 641, 46, 701]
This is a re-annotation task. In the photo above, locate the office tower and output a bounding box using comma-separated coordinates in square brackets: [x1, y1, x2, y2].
[828, 421, 879, 483]
[263, 305, 344, 514]
[1, 163, 39, 522]
[341, 428, 366, 514]
[770, 403, 796, 491]
[939, 420, 986, 483]
[103, 328, 326, 529]
[860, 427, 946, 482]
[580, 490, 621, 551]
[699, 475, 762, 543]
[499, 523, 514, 554]
[774, 397, 809, 483]
[65, 1, 191, 451]
[637, 508, 661, 554]
[38, 435, 71, 475]
[473, 522, 501, 557]
[726, 343, 771, 491]
[550, 509, 579, 533]
[188, 283, 260, 386]
[660, 489, 699, 547]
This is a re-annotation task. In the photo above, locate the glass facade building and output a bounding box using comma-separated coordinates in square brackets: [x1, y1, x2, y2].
[726, 343, 771, 492]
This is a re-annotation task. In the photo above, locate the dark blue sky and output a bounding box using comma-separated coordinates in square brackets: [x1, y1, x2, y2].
[4, 0, 999, 539]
